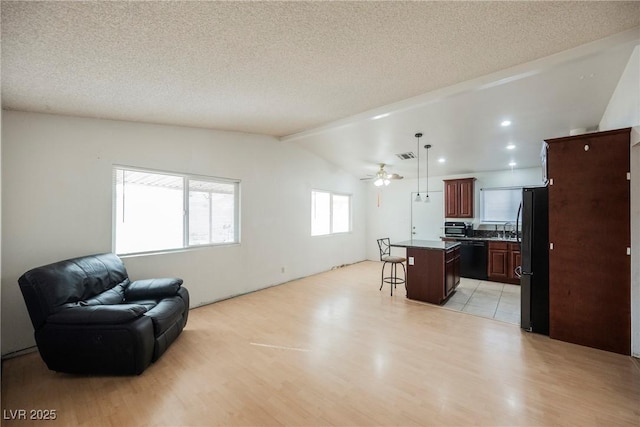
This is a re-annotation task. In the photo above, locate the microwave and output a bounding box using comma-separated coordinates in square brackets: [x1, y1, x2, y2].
[444, 221, 472, 237]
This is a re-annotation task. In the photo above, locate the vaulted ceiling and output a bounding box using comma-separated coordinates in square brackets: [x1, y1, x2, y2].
[2, 1, 639, 177]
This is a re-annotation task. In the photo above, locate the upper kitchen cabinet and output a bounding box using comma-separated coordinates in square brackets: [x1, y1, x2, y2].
[547, 128, 631, 355]
[444, 178, 475, 218]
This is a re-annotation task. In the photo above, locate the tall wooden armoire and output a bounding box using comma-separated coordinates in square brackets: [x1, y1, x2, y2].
[546, 128, 631, 355]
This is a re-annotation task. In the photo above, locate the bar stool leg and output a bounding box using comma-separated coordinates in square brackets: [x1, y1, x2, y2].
[401, 262, 407, 294]
[390, 262, 394, 296]
[380, 260, 406, 297]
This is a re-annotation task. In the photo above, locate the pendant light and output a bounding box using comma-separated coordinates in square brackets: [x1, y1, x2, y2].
[424, 144, 432, 203]
[414, 133, 422, 202]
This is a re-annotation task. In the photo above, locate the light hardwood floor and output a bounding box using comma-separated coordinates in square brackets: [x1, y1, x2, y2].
[2, 261, 639, 426]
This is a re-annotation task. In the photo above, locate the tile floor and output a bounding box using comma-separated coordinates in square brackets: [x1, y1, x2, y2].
[442, 278, 521, 324]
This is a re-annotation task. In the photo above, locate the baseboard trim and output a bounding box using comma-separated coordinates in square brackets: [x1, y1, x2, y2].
[1, 346, 38, 360]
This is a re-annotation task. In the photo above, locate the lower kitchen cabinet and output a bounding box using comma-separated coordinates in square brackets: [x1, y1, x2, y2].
[487, 241, 520, 284]
[445, 247, 461, 297]
[509, 244, 521, 281]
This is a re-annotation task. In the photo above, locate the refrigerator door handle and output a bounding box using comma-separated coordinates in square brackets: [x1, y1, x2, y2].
[516, 202, 522, 243]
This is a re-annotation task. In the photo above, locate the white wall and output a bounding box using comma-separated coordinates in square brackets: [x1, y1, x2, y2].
[600, 46, 639, 131]
[599, 44, 640, 358]
[365, 167, 543, 260]
[1, 111, 366, 355]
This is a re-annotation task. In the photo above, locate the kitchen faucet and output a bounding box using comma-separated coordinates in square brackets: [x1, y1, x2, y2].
[503, 222, 511, 239]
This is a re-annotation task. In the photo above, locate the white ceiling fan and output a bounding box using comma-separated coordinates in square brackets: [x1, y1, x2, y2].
[361, 163, 404, 186]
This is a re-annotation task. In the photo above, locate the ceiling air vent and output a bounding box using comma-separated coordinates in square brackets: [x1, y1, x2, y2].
[396, 152, 416, 160]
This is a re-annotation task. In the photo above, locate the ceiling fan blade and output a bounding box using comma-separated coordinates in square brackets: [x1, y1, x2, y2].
[362, 164, 401, 184]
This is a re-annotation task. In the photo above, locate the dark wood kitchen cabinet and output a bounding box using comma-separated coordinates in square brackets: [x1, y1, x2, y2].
[487, 241, 520, 284]
[508, 243, 521, 283]
[399, 241, 461, 305]
[487, 241, 508, 280]
[547, 128, 631, 355]
[444, 178, 475, 218]
[444, 246, 461, 297]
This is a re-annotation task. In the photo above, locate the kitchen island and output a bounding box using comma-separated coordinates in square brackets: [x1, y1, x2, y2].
[391, 240, 461, 304]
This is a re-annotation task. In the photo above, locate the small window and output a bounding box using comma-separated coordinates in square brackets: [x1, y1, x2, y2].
[311, 190, 351, 236]
[481, 187, 522, 223]
[113, 167, 239, 255]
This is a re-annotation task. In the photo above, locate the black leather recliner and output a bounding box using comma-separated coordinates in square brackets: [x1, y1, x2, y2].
[18, 253, 189, 375]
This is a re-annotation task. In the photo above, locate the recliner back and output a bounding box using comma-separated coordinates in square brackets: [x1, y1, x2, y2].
[18, 253, 130, 330]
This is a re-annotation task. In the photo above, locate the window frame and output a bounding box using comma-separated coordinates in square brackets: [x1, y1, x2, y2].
[112, 165, 241, 256]
[311, 189, 352, 236]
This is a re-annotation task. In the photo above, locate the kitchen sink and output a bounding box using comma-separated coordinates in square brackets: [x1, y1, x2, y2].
[486, 237, 519, 242]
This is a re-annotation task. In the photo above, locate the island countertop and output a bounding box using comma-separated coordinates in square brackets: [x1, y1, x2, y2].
[391, 239, 461, 250]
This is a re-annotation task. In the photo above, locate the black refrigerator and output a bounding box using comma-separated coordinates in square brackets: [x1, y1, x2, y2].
[519, 186, 549, 335]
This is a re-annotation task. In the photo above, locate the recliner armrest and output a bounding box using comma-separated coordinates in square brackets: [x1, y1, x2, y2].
[125, 278, 183, 300]
[47, 304, 148, 325]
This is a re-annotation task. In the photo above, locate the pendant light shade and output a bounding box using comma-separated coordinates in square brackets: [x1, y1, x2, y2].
[414, 133, 422, 202]
[424, 144, 432, 203]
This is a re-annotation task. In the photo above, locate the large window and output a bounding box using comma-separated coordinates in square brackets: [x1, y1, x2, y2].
[480, 187, 522, 223]
[113, 167, 239, 255]
[311, 190, 351, 236]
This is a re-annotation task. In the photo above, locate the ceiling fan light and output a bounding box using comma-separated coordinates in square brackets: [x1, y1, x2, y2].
[384, 178, 390, 186]
[374, 178, 384, 187]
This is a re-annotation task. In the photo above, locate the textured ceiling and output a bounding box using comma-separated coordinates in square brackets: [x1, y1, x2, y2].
[2, 1, 640, 138]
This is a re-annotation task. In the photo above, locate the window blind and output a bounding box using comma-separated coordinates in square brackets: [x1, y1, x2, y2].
[480, 187, 522, 223]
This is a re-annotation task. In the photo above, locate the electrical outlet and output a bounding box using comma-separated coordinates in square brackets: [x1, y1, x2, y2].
[409, 257, 414, 266]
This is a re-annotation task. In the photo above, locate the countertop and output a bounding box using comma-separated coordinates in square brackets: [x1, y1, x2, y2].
[391, 240, 461, 250]
[440, 236, 519, 243]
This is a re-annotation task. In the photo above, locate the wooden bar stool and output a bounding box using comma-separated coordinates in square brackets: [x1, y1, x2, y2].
[376, 238, 406, 296]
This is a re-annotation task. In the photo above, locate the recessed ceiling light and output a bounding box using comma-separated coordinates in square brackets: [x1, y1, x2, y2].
[438, 157, 446, 163]
[509, 161, 517, 167]
[501, 120, 512, 127]
[506, 144, 516, 150]
[372, 113, 389, 120]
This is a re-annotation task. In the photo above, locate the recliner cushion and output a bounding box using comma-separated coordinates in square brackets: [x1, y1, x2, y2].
[47, 304, 148, 325]
[81, 283, 127, 306]
[143, 296, 185, 337]
[127, 299, 160, 312]
[125, 278, 182, 300]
